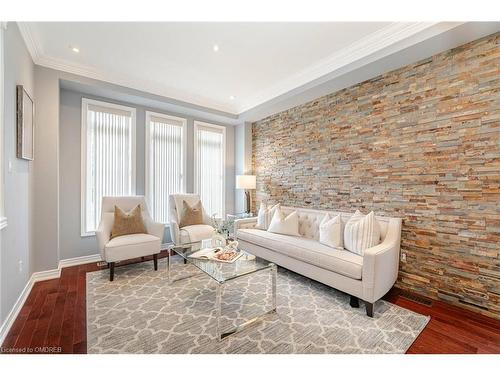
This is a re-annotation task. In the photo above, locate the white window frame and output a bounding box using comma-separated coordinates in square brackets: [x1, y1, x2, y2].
[145, 111, 187, 224]
[193, 121, 226, 218]
[80, 98, 137, 236]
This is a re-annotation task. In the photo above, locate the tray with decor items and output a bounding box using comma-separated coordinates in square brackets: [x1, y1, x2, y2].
[188, 241, 243, 263]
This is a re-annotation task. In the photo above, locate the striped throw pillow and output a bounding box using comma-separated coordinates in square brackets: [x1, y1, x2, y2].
[344, 210, 380, 255]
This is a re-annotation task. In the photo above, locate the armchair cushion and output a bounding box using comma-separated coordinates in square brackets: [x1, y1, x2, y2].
[104, 233, 161, 262]
[110, 204, 147, 239]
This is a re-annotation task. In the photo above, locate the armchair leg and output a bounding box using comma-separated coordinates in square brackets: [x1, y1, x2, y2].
[153, 254, 158, 271]
[109, 262, 115, 281]
[349, 295, 359, 308]
[365, 302, 374, 317]
[183, 258, 187, 265]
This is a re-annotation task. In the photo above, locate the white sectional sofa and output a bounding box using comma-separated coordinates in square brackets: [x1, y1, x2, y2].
[234, 206, 402, 317]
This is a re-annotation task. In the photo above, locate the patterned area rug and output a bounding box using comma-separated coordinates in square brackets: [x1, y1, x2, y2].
[87, 257, 429, 354]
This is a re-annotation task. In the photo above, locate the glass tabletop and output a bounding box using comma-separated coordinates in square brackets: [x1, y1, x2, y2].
[169, 239, 274, 283]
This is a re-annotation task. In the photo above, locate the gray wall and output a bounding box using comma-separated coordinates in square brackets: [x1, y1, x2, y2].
[59, 89, 236, 260]
[1, 23, 34, 323]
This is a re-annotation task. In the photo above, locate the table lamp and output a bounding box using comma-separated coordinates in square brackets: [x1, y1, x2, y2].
[236, 175, 256, 214]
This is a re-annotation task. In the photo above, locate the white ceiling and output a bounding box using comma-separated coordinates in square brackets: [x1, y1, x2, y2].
[18, 22, 495, 116]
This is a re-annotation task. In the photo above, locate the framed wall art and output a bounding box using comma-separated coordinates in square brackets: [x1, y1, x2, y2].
[16, 84, 34, 160]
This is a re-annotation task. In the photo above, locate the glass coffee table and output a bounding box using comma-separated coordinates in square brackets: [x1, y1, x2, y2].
[167, 239, 277, 340]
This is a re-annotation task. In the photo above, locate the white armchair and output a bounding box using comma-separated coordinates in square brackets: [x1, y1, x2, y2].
[168, 194, 214, 245]
[96, 196, 164, 281]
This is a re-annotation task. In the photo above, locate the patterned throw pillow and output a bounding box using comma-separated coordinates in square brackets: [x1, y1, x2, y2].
[319, 213, 343, 249]
[267, 207, 300, 236]
[110, 204, 148, 239]
[344, 210, 381, 256]
[179, 200, 204, 228]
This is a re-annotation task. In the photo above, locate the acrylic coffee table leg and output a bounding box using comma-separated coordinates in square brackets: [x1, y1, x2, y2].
[216, 281, 224, 340]
[217, 264, 277, 341]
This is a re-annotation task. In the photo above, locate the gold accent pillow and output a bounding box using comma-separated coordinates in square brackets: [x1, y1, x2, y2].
[179, 200, 204, 228]
[110, 204, 148, 239]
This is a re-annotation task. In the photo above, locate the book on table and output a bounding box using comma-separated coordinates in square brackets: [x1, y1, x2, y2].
[188, 247, 244, 263]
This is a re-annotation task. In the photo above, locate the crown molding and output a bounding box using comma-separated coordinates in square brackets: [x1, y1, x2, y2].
[37, 54, 239, 114]
[236, 22, 464, 113]
[17, 22, 466, 116]
[17, 23, 239, 115]
[17, 22, 43, 61]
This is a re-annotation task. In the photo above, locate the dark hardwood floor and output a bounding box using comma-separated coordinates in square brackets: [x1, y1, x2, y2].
[2, 252, 499, 354]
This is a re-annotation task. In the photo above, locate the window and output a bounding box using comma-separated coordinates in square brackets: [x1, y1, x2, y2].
[81, 98, 136, 236]
[194, 121, 226, 218]
[145, 111, 186, 223]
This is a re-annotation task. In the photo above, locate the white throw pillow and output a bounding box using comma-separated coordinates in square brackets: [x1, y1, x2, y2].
[267, 208, 300, 236]
[256, 202, 267, 229]
[256, 202, 280, 230]
[344, 210, 381, 256]
[319, 213, 343, 249]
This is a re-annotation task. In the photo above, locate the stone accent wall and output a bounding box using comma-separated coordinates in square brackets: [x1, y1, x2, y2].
[252, 33, 500, 318]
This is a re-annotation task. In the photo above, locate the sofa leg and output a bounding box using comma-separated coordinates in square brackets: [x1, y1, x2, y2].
[365, 302, 374, 317]
[153, 254, 158, 271]
[183, 258, 187, 265]
[349, 295, 359, 308]
[109, 262, 115, 281]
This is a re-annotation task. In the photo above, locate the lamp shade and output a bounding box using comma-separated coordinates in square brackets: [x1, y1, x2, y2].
[236, 175, 256, 189]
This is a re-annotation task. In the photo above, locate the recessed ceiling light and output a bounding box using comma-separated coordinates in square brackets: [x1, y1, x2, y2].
[71, 46, 80, 53]
[229, 95, 235, 100]
[213, 44, 219, 52]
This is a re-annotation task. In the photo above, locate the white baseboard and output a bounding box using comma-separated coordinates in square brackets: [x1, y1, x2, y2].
[0, 253, 103, 346]
[58, 253, 102, 269]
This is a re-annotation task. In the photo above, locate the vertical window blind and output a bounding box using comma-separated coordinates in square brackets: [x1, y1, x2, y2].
[81, 99, 136, 235]
[146, 112, 186, 223]
[194, 122, 226, 218]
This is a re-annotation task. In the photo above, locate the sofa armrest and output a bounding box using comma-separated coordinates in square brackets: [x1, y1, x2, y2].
[234, 217, 258, 236]
[362, 218, 402, 303]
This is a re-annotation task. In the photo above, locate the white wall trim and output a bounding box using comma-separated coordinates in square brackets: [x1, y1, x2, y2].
[17, 21, 467, 115]
[237, 22, 464, 112]
[58, 253, 102, 269]
[0, 253, 103, 346]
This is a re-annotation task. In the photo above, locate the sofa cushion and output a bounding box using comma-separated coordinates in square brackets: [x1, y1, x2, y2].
[319, 213, 343, 249]
[179, 224, 214, 243]
[256, 202, 280, 230]
[104, 233, 161, 262]
[344, 210, 381, 256]
[237, 229, 363, 279]
[268, 208, 300, 236]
